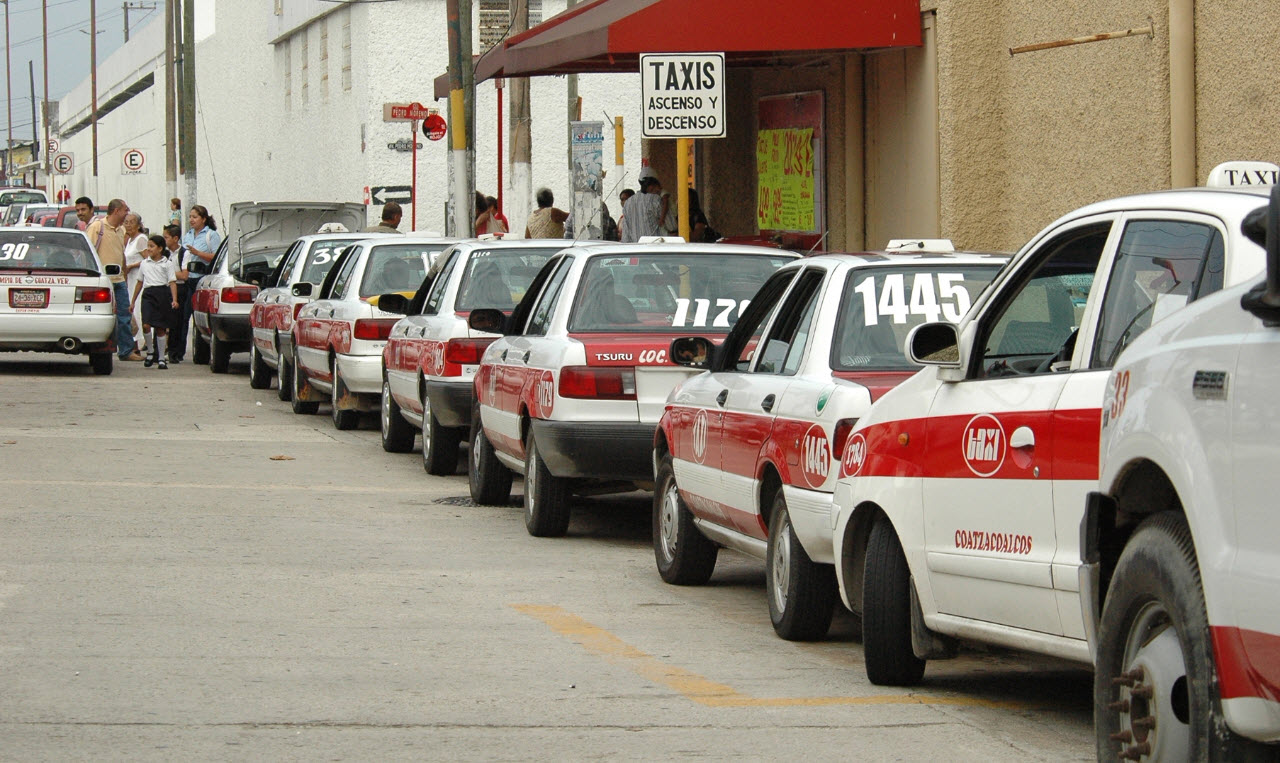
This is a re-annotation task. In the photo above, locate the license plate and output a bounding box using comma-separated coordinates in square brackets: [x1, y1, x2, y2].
[9, 289, 49, 308]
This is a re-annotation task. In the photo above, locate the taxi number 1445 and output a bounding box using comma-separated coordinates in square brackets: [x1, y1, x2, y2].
[853, 272, 972, 325]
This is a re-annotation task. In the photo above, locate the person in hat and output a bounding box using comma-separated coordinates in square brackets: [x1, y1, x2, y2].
[620, 177, 665, 242]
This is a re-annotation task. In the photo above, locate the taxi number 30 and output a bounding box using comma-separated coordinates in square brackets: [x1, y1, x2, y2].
[853, 273, 971, 325]
[0, 243, 31, 261]
[672, 298, 749, 328]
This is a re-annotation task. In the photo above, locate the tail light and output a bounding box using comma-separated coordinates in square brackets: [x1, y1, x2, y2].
[74, 286, 112, 303]
[353, 318, 398, 341]
[444, 338, 494, 365]
[831, 418, 860, 460]
[559, 366, 636, 400]
[219, 286, 259, 305]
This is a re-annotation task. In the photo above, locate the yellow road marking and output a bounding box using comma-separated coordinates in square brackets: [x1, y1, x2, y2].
[0, 478, 425, 495]
[512, 604, 1027, 709]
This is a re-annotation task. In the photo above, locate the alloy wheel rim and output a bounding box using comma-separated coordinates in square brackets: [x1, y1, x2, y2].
[771, 515, 792, 613]
[659, 484, 679, 562]
[381, 381, 392, 437]
[525, 445, 538, 519]
[1112, 601, 1191, 761]
[421, 394, 434, 463]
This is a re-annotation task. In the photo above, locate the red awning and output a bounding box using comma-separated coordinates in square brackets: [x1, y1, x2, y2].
[498, 0, 922, 77]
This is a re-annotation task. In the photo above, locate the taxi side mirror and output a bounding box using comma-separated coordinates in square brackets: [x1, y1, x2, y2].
[102, 264, 121, 277]
[468, 308, 505, 334]
[908, 322, 962, 368]
[670, 336, 715, 370]
[291, 282, 314, 298]
[378, 293, 409, 314]
[186, 259, 209, 276]
[1241, 184, 1280, 326]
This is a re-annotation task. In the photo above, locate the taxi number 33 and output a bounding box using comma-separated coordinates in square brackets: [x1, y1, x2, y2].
[853, 272, 970, 325]
[672, 298, 749, 328]
[0, 243, 31, 261]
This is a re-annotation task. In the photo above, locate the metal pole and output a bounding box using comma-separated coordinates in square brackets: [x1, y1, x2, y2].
[181, 0, 196, 204]
[28, 60, 35, 186]
[509, 0, 530, 237]
[411, 119, 418, 230]
[164, 0, 175, 190]
[42, 0, 49, 197]
[5, 0, 12, 183]
[565, 0, 576, 174]
[91, 0, 99, 176]
[677, 138, 690, 240]
[496, 79, 503, 215]
[123, 1, 129, 42]
[445, 0, 472, 236]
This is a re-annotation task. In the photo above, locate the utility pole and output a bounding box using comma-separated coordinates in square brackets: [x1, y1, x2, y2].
[91, 0, 99, 176]
[445, 0, 474, 236]
[123, 2, 155, 44]
[28, 60, 36, 186]
[565, 0, 577, 174]
[4, 0, 12, 183]
[508, 0, 530, 237]
[163, 0, 175, 197]
[42, 0, 49, 196]
[181, 0, 196, 205]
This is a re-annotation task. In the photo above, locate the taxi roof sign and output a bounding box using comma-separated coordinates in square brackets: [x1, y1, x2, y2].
[885, 239, 956, 252]
[1206, 161, 1279, 188]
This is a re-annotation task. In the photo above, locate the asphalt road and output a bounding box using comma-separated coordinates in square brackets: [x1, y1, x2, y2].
[0, 352, 1093, 761]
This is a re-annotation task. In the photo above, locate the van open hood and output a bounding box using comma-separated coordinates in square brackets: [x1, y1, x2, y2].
[225, 201, 366, 268]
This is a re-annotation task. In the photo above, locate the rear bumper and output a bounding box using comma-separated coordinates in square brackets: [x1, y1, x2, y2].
[336, 353, 384, 395]
[780, 485, 836, 564]
[425, 379, 473, 428]
[0, 314, 114, 345]
[208, 313, 252, 347]
[530, 419, 655, 481]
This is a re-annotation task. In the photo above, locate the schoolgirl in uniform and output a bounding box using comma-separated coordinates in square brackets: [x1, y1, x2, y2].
[130, 234, 180, 369]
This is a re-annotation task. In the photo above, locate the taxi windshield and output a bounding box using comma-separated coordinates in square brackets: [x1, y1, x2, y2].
[359, 243, 446, 297]
[300, 238, 361, 284]
[455, 247, 559, 311]
[569, 252, 794, 334]
[0, 231, 97, 272]
[832, 265, 1002, 370]
[0, 191, 45, 206]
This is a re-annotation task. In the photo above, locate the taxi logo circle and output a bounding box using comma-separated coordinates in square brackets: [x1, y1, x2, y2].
[425, 341, 446, 377]
[535, 370, 555, 418]
[961, 413, 1006, 477]
[841, 432, 867, 478]
[691, 409, 709, 464]
[800, 423, 831, 488]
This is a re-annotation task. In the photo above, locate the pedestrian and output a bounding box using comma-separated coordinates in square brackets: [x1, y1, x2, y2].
[56, 187, 70, 204]
[129, 234, 179, 369]
[483, 196, 509, 236]
[122, 212, 149, 352]
[165, 224, 190, 363]
[363, 202, 404, 234]
[620, 177, 663, 242]
[181, 204, 221, 267]
[168, 197, 182, 228]
[525, 188, 569, 239]
[616, 189, 634, 240]
[600, 201, 618, 241]
[86, 198, 143, 361]
[74, 196, 98, 230]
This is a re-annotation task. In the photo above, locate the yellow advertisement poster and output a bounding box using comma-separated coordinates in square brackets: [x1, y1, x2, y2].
[756, 128, 815, 232]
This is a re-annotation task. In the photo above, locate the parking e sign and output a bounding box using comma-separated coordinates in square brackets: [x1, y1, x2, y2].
[52, 152, 74, 174]
[122, 148, 146, 175]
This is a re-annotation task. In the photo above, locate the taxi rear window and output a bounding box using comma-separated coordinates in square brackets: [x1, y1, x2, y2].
[455, 247, 559, 311]
[0, 191, 46, 206]
[832, 265, 1001, 370]
[299, 238, 360, 284]
[569, 253, 793, 333]
[0, 231, 97, 272]
[359, 243, 447, 297]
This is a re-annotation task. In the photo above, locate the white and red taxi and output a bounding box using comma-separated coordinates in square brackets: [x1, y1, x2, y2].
[378, 240, 564, 473]
[0, 227, 120, 374]
[290, 237, 455, 430]
[1088, 187, 1280, 758]
[191, 202, 366, 373]
[248, 232, 388, 394]
[830, 162, 1276, 691]
[467, 242, 797, 537]
[655, 246, 1007, 640]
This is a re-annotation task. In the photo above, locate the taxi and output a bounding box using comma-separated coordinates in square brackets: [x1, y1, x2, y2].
[468, 242, 797, 537]
[0, 227, 120, 374]
[378, 240, 563, 472]
[656, 246, 1007, 640]
[830, 162, 1276, 688]
[290, 236, 454, 430]
[191, 202, 366, 372]
[248, 232, 389, 394]
[1089, 187, 1280, 758]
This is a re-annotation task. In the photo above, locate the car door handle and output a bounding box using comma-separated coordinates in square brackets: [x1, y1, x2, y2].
[520, 351, 530, 363]
[501, 349, 509, 361]
[760, 394, 775, 412]
[1010, 426, 1035, 449]
[716, 389, 728, 407]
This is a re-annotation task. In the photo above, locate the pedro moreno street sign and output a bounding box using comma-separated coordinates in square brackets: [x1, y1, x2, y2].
[640, 53, 725, 139]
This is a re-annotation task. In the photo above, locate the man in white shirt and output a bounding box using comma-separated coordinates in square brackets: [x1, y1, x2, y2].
[620, 177, 665, 242]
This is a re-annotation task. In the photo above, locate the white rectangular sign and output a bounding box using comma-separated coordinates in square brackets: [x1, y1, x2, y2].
[640, 53, 725, 139]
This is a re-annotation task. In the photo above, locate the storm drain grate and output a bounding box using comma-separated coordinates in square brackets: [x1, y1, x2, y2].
[433, 495, 522, 508]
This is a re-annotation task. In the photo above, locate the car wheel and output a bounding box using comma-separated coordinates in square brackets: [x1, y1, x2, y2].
[248, 344, 271, 389]
[88, 351, 113, 376]
[209, 332, 230, 373]
[421, 389, 461, 476]
[653, 452, 718, 585]
[468, 404, 512, 506]
[276, 352, 293, 402]
[524, 429, 570, 537]
[192, 332, 210, 365]
[330, 357, 360, 430]
[1094, 512, 1265, 761]
[766, 490, 837, 641]
[380, 378, 415, 453]
[290, 348, 319, 415]
[863, 515, 926, 686]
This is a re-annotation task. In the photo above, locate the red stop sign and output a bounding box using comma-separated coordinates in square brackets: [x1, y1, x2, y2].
[423, 114, 447, 141]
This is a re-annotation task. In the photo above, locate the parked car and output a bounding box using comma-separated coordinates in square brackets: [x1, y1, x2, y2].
[2, 202, 59, 226]
[378, 239, 566, 471]
[0, 188, 48, 218]
[830, 162, 1275, 690]
[0, 226, 121, 374]
[47, 205, 106, 231]
[290, 236, 455, 429]
[248, 232, 393, 393]
[191, 201, 366, 372]
[656, 245, 1008, 640]
[1088, 187, 1280, 759]
[467, 242, 797, 537]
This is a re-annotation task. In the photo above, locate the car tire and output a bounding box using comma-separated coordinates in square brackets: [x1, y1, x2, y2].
[524, 429, 570, 537]
[88, 351, 113, 376]
[653, 453, 718, 585]
[192, 332, 210, 365]
[468, 404, 512, 506]
[330, 357, 360, 430]
[1094, 512, 1267, 761]
[209, 332, 230, 374]
[863, 515, 926, 686]
[290, 348, 319, 415]
[380, 378, 415, 453]
[421, 389, 461, 475]
[766, 490, 837, 641]
[276, 352, 293, 402]
[248, 344, 271, 389]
